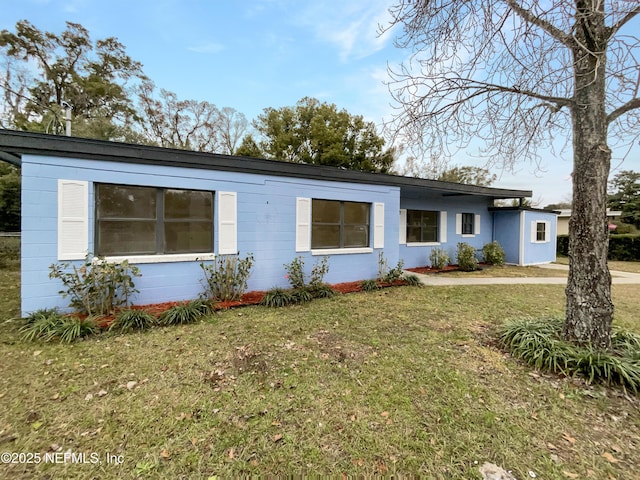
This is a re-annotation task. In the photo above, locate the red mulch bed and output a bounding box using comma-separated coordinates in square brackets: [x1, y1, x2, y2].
[406, 264, 488, 274]
[91, 279, 412, 330]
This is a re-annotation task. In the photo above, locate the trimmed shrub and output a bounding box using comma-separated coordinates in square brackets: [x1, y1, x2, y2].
[456, 242, 479, 271]
[200, 253, 254, 302]
[284, 256, 331, 290]
[429, 247, 450, 270]
[482, 241, 506, 266]
[557, 234, 640, 261]
[498, 318, 640, 392]
[110, 309, 157, 333]
[49, 254, 141, 316]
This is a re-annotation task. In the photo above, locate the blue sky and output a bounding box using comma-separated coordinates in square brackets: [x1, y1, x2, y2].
[1, 0, 606, 205]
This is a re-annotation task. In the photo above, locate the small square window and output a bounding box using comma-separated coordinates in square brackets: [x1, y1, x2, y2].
[536, 222, 547, 242]
[462, 213, 475, 235]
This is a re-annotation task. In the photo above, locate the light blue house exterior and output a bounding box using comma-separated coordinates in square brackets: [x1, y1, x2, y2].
[0, 130, 558, 315]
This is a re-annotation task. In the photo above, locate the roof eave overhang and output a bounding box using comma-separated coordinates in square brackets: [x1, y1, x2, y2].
[0, 129, 532, 199]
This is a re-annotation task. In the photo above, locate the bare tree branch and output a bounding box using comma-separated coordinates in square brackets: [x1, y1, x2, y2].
[608, 96, 640, 124]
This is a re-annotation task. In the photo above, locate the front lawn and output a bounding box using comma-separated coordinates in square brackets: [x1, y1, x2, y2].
[0, 267, 638, 479]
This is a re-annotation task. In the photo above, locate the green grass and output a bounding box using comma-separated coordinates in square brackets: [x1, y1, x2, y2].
[436, 264, 567, 278]
[556, 256, 640, 274]
[1, 265, 639, 479]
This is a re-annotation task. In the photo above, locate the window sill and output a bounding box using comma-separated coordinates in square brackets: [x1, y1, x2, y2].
[311, 247, 373, 256]
[461, 234, 476, 238]
[96, 253, 216, 265]
[531, 240, 550, 244]
[406, 242, 440, 247]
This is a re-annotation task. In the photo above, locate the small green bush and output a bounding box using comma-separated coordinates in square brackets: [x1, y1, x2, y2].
[360, 279, 379, 291]
[403, 274, 423, 286]
[292, 287, 314, 304]
[498, 318, 640, 392]
[158, 300, 211, 326]
[557, 234, 640, 261]
[284, 256, 330, 290]
[309, 283, 336, 299]
[456, 242, 479, 271]
[261, 287, 296, 307]
[200, 253, 254, 302]
[482, 241, 506, 266]
[110, 309, 157, 333]
[429, 247, 450, 270]
[0, 236, 20, 269]
[20, 309, 98, 343]
[49, 254, 141, 316]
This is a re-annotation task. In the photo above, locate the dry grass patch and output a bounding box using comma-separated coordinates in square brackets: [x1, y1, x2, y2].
[0, 268, 639, 478]
[436, 265, 567, 278]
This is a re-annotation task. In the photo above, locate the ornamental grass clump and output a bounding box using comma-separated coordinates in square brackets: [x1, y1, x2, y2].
[110, 309, 157, 333]
[498, 317, 640, 393]
[20, 309, 98, 343]
[158, 300, 213, 326]
[261, 287, 296, 308]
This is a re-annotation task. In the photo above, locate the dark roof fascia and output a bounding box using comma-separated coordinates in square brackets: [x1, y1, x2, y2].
[0, 129, 532, 199]
[489, 206, 560, 214]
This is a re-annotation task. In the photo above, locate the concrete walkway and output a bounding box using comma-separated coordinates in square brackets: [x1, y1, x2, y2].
[407, 264, 640, 286]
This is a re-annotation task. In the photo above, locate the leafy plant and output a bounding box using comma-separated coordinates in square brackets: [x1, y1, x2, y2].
[284, 256, 306, 289]
[20, 309, 98, 343]
[261, 287, 296, 307]
[200, 253, 254, 301]
[482, 241, 506, 266]
[360, 279, 379, 291]
[110, 309, 157, 333]
[158, 300, 211, 326]
[377, 251, 405, 282]
[456, 242, 479, 272]
[429, 247, 450, 270]
[49, 254, 141, 316]
[284, 256, 330, 290]
[309, 256, 330, 288]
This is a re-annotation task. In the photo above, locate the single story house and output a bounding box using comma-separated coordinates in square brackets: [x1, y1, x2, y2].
[0, 129, 558, 315]
[556, 208, 622, 235]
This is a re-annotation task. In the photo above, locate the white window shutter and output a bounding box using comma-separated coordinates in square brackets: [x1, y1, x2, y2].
[531, 221, 538, 243]
[440, 211, 447, 243]
[373, 202, 385, 248]
[296, 197, 311, 252]
[58, 179, 88, 260]
[218, 191, 237, 254]
[544, 221, 551, 243]
[399, 209, 407, 244]
[474, 214, 481, 235]
[455, 213, 462, 235]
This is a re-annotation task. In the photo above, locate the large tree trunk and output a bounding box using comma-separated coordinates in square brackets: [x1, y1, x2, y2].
[563, 1, 613, 349]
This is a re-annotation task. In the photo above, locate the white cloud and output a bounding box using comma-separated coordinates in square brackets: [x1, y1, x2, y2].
[293, 0, 397, 62]
[187, 42, 225, 54]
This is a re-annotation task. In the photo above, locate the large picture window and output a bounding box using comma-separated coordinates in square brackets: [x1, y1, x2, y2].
[311, 199, 370, 249]
[96, 184, 213, 256]
[407, 210, 438, 243]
